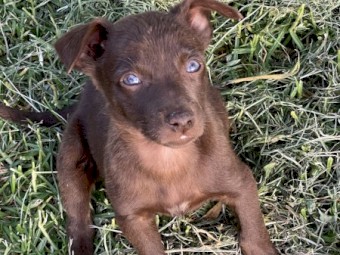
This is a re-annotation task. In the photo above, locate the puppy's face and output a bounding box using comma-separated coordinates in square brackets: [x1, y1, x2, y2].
[54, 0, 242, 147]
[98, 12, 208, 147]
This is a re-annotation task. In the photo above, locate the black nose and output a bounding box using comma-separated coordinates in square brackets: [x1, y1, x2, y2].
[166, 111, 194, 133]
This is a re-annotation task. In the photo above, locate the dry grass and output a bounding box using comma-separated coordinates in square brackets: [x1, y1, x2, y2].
[0, 0, 339, 254]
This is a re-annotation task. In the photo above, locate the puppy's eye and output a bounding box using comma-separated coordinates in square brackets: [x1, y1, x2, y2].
[122, 73, 141, 86]
[186, 59, 201, 73]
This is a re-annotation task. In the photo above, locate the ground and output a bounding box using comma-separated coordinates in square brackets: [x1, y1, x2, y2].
[0, 0, 339, 254]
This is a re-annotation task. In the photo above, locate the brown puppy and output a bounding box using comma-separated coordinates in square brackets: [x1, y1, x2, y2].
[0, 0, 279, 254]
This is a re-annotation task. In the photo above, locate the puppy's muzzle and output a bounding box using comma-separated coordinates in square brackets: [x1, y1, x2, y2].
[166, 110, 194, 134]
[156, 106, 203, 147]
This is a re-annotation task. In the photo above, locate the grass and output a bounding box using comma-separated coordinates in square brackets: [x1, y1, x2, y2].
[0, 0, 339, 254]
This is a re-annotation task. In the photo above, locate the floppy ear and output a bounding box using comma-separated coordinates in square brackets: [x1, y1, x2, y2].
[54, 18, 111, 75]
[171, 0, 243, 47]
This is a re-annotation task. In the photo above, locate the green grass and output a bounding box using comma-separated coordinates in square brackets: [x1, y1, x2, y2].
[0, 0, 339, 254]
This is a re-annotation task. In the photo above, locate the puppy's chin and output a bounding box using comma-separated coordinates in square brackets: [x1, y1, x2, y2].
[155, 122, 205, 148]
[141, 119, 205, 148]
[161, 135, 197, 148]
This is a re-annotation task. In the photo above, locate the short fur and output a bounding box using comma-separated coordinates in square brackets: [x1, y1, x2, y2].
[0, 0, 278, 254]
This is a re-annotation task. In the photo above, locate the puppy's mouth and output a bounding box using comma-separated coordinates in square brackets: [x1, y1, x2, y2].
[162, 134, 197, 148]
[139, 108, 205, 148]
[157, 121, 205, 148]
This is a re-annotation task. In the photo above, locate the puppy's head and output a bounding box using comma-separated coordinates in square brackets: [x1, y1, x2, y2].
[55, 0, 242, 148]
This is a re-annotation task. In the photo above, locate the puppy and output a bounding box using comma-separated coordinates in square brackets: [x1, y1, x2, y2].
[0, 0, 279, 254]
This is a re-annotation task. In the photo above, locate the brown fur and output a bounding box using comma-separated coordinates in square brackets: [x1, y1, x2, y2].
[0, 0, 279, 254]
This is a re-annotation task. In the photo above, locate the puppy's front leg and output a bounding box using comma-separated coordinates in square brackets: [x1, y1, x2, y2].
[57, 121, 96, 255]
[116, 213, 165, 255]
[223, 163, 279, 255]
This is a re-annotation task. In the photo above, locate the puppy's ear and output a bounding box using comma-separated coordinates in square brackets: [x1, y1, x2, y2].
[55, 18, 110, 74]
[171, 0, 243, 47]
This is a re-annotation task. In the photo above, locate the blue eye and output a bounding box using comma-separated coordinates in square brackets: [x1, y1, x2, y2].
[186, 59, 201, 73]
[122, 73, 141, 86]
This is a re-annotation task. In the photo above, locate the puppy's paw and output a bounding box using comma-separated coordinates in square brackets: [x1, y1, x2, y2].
[240, 241, 279, 255]
[69, 236, 93, 255]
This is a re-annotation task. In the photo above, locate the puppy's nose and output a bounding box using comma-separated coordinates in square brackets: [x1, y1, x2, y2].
[166, 111, 194, 133]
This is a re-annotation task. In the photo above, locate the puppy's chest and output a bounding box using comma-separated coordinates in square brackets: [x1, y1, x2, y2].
[134, 141, 199, 174]
[158, 183, 206, 216]
[133, 142, 206, 215]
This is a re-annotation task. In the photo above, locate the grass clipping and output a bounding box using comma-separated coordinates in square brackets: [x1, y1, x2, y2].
[0, 0, 339, 255]
[228, 55, 300, 84]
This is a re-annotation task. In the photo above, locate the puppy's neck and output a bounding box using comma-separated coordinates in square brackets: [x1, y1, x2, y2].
[119, 125, 200, 178]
